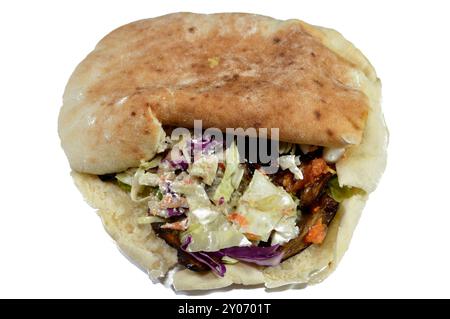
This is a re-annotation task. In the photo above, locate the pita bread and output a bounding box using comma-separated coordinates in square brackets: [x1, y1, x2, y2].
[62, 13, 388, 290]
[59, 12, 372, 175]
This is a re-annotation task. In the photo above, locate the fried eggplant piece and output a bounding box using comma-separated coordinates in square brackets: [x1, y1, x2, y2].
[151, 222, 210, 272]
[299, 173, 332, 208]
[151, 222, 181, 249]
[281, 195, 339, 261]
[177, 250, 210, 272]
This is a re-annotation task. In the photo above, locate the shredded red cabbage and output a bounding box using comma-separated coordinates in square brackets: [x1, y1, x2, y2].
[159, 182, 188, 217]
[219, 245, 284, 266]
[159, 181, 171, 194]
[166, 207, 187, 217]
[190, 135, 223, 157]
[187, 251, 226, 277]
[180, 236, 192, 250]
[181, 237, 284, 277]
[181, 237, 226, 277]
[168, 159, 189, 171]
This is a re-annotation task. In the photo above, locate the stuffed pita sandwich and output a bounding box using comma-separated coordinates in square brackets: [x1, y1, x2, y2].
[58, 12, 387, 290]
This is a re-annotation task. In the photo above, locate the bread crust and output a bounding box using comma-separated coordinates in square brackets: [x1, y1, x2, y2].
[59, 13, 372, 175]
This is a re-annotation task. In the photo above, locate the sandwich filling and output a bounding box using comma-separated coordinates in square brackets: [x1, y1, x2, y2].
[99, 129, 364, 277]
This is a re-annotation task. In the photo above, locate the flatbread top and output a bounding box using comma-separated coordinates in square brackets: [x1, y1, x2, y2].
[59, 12, 372, 175]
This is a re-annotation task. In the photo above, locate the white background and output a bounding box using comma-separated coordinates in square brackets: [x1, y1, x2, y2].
[1, 0, 449, 299]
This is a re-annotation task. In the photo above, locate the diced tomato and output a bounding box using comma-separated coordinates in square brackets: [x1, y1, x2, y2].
[303, 158, 329, 184]
[277, 158, 330, 194]
[304, 218, 327, 244]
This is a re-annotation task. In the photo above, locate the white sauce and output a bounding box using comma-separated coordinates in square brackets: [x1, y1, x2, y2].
[323, 147, 346, 163]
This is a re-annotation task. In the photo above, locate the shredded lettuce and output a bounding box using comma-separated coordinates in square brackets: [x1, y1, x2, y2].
[221, 256, 239, 264]
[116, 168, 150, 202]
[171, 173, 250, 252]
[188, 154, 218, 185]
[129, 168, 154, 202]
[278, 155, 303, 180]
[115, 157, 163, 201]
[139, 156, 162, 170]
[182, 208, 251, 252]
[138, 172, 159, 186]
[328, 176, 365, 202]
[236, 170, 298, 242]
[171, 179, 211, 210]
[116, 179, 132, 192]
[184, 225, 251, 252]
[136, 216, 164, 225]
[271, 215, 299, 245]
[212, 142, 244, 204]
[115, 169, 135, 186]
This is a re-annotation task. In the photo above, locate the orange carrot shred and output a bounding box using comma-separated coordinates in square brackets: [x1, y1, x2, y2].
[244, 232, 261, 241]
[304, 218, 327, 244]
[227, 212, 248, 227]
